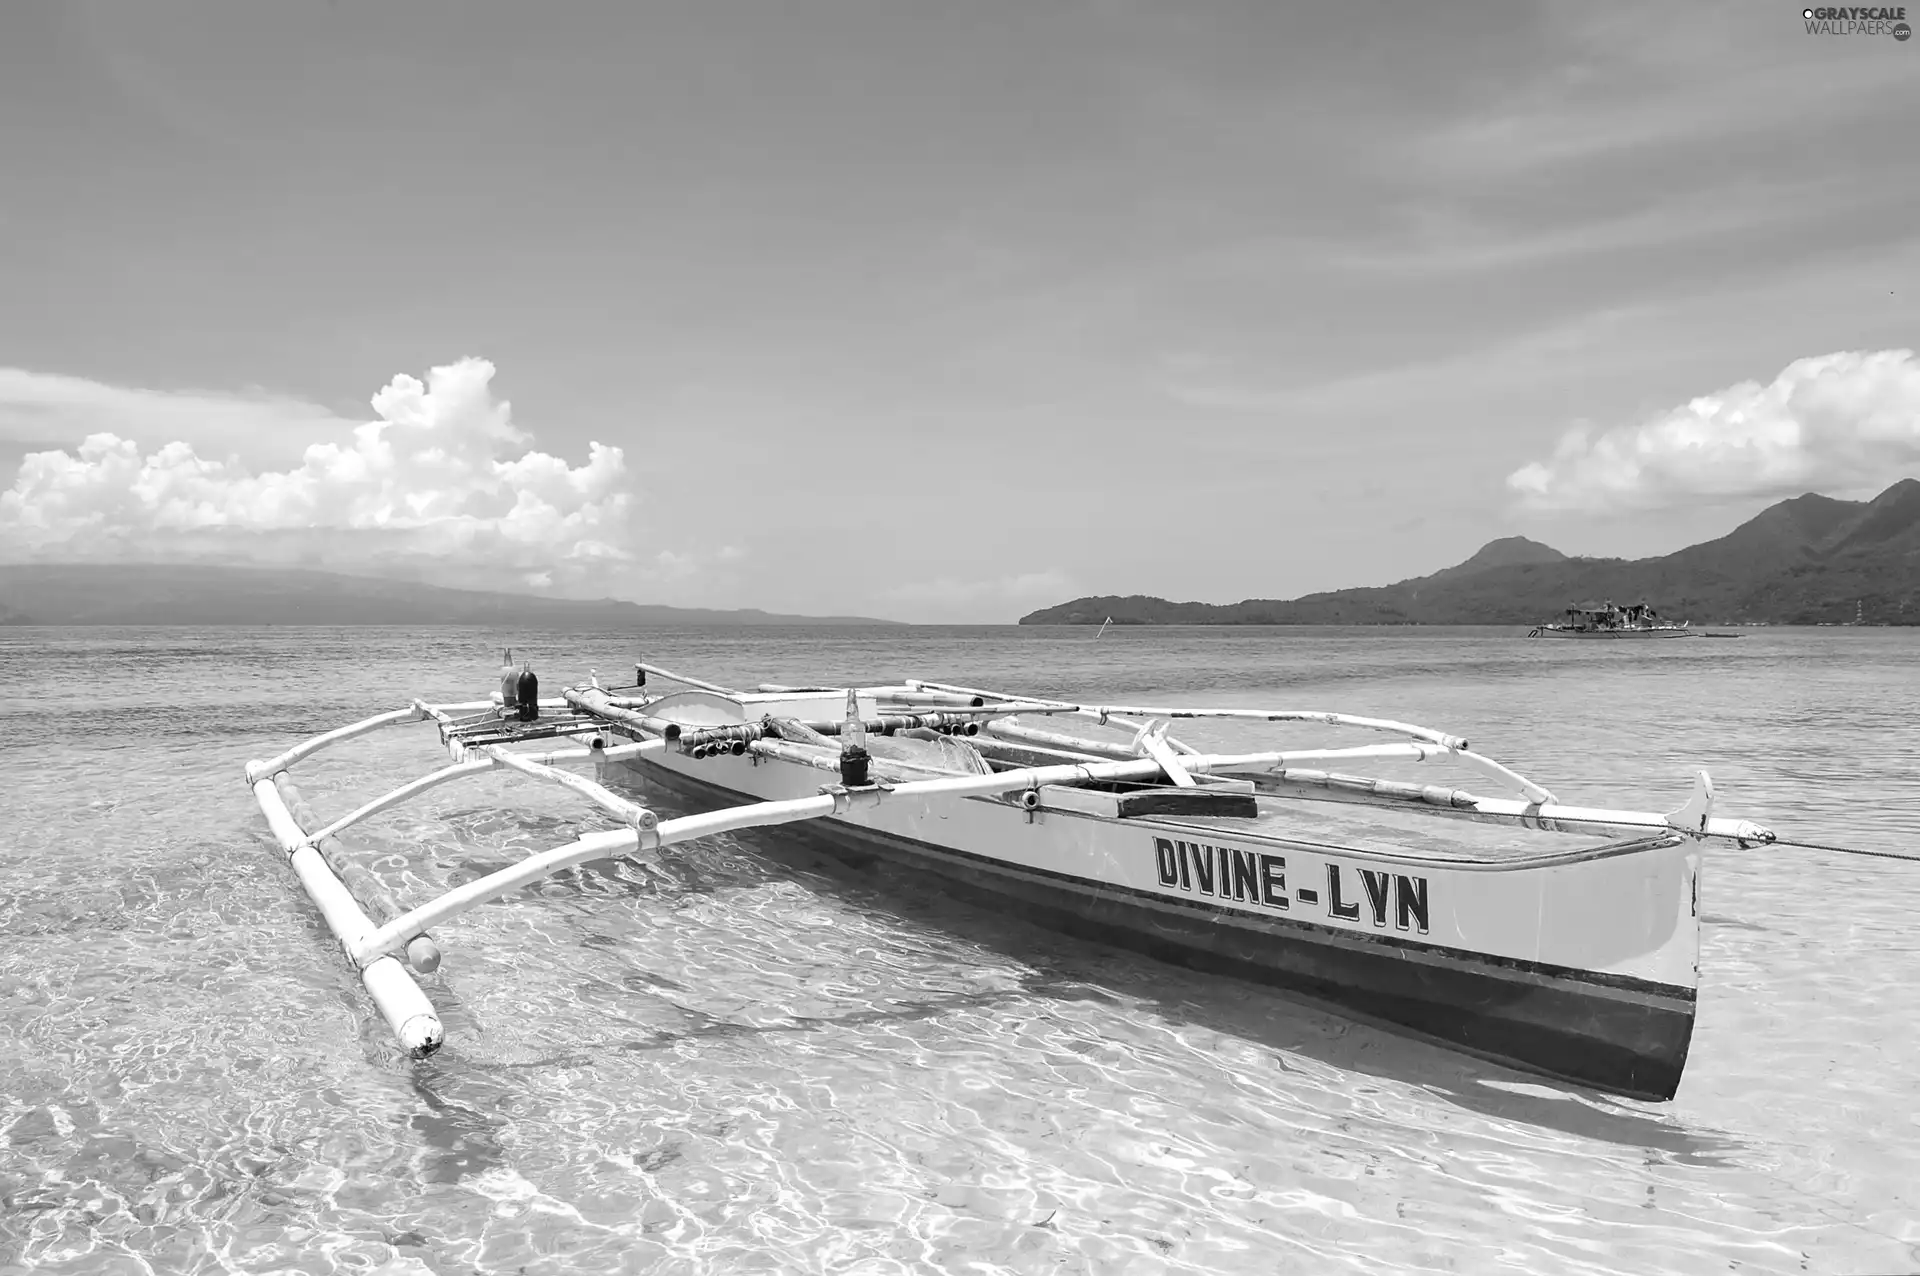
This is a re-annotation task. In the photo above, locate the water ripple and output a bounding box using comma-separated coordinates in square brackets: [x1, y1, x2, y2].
[0, 625, 1915, 1274]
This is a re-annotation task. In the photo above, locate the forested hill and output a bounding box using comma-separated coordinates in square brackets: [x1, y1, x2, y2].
[0, 564, 902, 626]
[1020, 481, 1920, 626]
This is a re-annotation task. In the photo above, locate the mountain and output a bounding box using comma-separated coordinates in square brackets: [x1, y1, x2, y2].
[1422, 536, 1567, 584]
[1020, 479, 1920, 627]
[0, 564, 903, 626]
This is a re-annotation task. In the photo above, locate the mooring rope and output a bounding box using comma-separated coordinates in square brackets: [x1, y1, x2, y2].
[1767, 838, 1920, 864]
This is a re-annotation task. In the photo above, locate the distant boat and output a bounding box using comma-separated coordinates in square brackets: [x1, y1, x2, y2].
[1528, 600, 1696, 640]
[1096, 616, 1114, 639]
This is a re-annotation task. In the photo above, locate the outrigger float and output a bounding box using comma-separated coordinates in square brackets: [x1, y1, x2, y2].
[245, 656, 1775, 1102]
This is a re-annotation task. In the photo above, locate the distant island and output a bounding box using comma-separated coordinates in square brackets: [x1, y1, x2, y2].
[1021, 479, 1920, 627]
[0, 564, 902, 626]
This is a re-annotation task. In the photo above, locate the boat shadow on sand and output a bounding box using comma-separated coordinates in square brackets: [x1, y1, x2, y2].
[399, 788, 1747, 1174]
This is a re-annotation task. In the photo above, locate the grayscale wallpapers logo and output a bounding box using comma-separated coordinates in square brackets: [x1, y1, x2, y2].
[1804, 5, 1912, 37]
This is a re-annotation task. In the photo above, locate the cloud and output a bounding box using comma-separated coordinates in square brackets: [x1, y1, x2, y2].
[1506, 348, 1920, 513]
[1405, 4, 1917, 182]
[0, 357, 642, 590]
[0, 367, 358, 469]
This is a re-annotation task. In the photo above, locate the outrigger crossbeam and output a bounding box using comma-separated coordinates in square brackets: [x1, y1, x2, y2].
[244, 662, 1776, 1059]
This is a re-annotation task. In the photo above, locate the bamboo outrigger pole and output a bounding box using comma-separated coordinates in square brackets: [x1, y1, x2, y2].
[250, 769, 445, 1056]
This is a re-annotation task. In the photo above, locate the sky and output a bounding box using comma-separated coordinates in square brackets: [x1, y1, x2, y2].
[1, 0, 1917, 622]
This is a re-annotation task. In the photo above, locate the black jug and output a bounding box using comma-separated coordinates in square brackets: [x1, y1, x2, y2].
[514, 663, 539, 722]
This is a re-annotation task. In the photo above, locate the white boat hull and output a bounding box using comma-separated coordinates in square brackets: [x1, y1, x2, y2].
[606, 746, 1703, 1100]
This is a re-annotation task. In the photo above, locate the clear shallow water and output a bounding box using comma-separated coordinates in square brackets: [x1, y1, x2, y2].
[1, 624, 1917, 1275]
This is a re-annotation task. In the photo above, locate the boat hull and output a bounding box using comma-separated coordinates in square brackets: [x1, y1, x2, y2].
[606, 749, 1700, 1101]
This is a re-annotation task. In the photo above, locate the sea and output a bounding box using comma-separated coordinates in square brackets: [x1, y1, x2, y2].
[1, 624, 1916, 1276]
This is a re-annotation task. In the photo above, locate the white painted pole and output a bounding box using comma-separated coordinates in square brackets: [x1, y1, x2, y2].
[525, 738, 665, 766]
[482, 745, 656, 827]
[301, 739, 667, 844]
[275, 774, 442, 975]
[304, 760, 496, 844]
[249, 770, 443, 1056]
[636, 661, 740, 695]
[1255, 766, 1772, 844]
[246, 707, 422, 783]
[353, 827, 637, 961]
[1449, 749, 1557, 805]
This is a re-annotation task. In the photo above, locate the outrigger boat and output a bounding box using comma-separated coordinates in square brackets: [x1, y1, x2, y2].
[1528, 600, 1695, 639]
[245, 657, 1775, 1102]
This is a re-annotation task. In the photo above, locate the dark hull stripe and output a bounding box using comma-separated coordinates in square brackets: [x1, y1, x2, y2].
[618, 758, 1696, 1101]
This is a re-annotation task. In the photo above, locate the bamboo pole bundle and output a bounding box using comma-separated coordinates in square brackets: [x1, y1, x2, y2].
[1257, 767, 1488, 808]
[880, 701, 1061, 719]
[732, 682, 1201, 752]
[893, 682, 1204, 754]
[672, 713, 983, 755]
[905, 678, 1472, 752]
[563, 687, 682, 740]
[984, 718, 1132, 759]
[875, 688, 985, 707]
[751, 736, 856, 773]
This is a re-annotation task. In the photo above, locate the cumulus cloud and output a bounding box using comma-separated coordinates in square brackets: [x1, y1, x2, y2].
[0, 357, 640, 590]
[1507, 349, 1920, 513]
